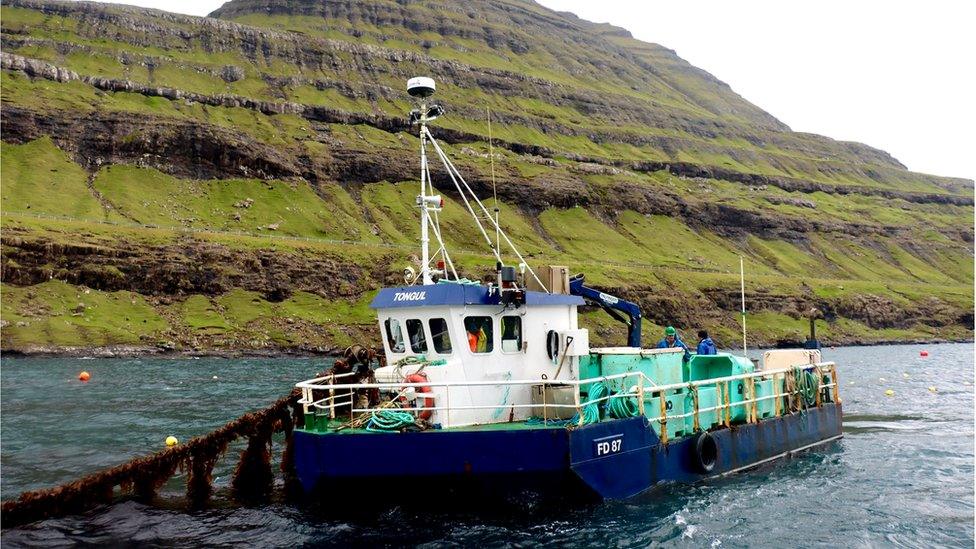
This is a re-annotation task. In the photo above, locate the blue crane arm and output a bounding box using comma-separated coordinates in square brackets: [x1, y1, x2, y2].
[569, 274, 642, 348]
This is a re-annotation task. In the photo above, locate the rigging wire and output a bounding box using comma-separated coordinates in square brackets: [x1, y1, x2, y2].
[488, 106, 501, 255]
[424, 154, 459, 280]
[425, 127, 504, 266]
[424, 127, 549, 292]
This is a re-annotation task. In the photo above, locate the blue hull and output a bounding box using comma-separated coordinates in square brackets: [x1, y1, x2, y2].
[294, 403, 842, 502]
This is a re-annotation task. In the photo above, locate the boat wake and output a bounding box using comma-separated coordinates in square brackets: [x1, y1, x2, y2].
[843, 413, 935, 434]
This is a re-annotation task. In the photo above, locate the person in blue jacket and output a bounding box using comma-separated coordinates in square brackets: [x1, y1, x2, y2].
[657, 326, 691, 361]
[697, 330, 717, 355]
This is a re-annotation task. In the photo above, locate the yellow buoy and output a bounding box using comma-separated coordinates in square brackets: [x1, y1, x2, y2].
[165, 436, 178, 447]
[884, 389, 894, 397]
[928, 386, 937, 393]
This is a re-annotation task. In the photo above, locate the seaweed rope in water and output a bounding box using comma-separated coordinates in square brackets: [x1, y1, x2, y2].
[1, 390, 305, 528]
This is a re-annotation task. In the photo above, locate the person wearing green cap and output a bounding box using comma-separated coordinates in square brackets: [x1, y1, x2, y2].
[656, 326, 691, 361]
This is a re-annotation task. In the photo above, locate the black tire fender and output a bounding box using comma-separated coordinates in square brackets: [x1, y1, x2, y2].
[692, 432, 718, 474]
[546, 330, 559, 361]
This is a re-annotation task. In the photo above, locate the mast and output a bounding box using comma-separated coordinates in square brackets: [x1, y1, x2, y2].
[740, 256, 748, 357]
[407, 77, 443, 286]
[419, 113, 431, 285]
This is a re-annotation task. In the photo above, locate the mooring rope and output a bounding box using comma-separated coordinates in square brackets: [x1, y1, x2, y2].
[1, 390, 305, 529]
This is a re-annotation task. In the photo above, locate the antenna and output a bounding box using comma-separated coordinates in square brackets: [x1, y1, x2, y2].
[740, 256, 748, 358]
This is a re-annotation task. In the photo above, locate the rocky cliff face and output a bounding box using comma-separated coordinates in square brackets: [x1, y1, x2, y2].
[0, 0, 971, 354]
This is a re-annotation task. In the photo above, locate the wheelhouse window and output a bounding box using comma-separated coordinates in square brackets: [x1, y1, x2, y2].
[406, 319, 428, 353]
[385, 318, 405, 353]
[463, 316, 493, 353]
[501, 316, 522, 352]
[428, 318, 453, 354]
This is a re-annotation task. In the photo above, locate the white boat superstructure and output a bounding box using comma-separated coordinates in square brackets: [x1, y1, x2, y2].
[370, 284, 589, 428]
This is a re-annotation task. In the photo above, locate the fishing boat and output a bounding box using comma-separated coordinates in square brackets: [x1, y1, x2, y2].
[293, 77, 843, 504]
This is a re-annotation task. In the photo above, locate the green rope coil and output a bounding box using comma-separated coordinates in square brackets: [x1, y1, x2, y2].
[395, 355, 427, 366]
[527, 382, 641, 427]
[574, 382, 640, 425]
[794, 366, 820, 408]
[394, 355, 447, 368]
[366, 410, 417, 432]
[573, 403, 601, 425]
[583, 382, 609, 424]
[607, 390, 639, 419]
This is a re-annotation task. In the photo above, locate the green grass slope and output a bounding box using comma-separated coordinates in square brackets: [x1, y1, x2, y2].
[0, 0, 972, 353]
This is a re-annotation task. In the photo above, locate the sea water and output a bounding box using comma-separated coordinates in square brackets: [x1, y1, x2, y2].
[1, 344, 972, 547]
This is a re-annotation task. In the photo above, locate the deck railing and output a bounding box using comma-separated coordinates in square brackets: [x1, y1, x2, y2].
[296, 362, 840, 440]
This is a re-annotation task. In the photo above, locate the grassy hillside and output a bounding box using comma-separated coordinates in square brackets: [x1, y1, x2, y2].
[0, 0, 971, 354]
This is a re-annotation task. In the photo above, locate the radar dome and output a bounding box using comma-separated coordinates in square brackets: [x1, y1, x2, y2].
[407, 77, 436, 98]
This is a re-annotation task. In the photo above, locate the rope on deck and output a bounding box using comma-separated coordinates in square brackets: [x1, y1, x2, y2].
[1, 389, 305, 529]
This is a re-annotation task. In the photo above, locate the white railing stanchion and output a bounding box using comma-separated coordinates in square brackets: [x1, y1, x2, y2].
[542, 381, 548, 423]
[574, 383, 583, 427]
[658, 391, 668, 444]
[445, 385, 451, 426]
[748, 377, 757, 423]
[773, 373, 781, 417]
[329, 373, 336, 420]
[637, 376, 645, 416]
[722, 382, 731, 427]
[831, 367, 841, 404]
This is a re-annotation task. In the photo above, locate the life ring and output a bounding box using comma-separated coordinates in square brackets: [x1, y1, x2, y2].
[401, 372, 434, 421]
[692, 432, 718, 473]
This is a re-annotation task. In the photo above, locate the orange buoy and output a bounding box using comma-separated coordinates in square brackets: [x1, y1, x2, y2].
[920, 350, 929, 357]
[78, 371, 91, 382]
